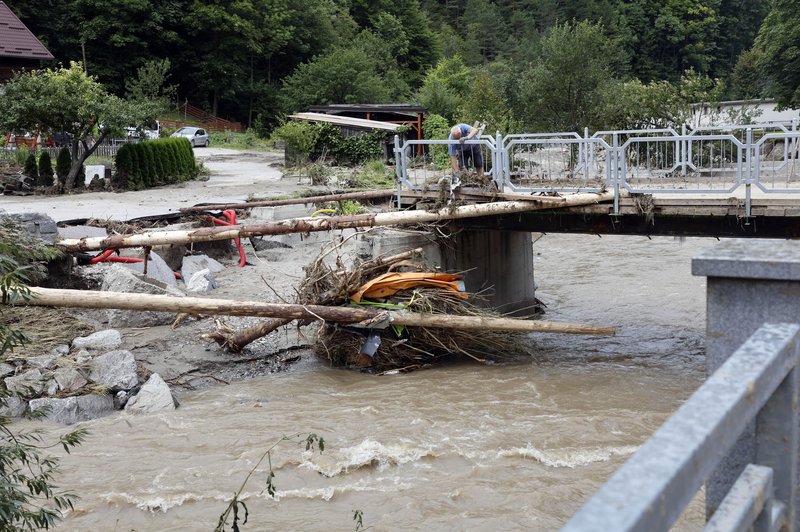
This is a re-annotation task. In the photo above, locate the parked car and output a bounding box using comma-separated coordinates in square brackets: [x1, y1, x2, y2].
[170, 126, 209, 147]
[125, 120, 161, 141]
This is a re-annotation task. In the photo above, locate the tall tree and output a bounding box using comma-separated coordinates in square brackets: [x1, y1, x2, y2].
[518, 20, 626, 132]
[755, 0, 800, 108]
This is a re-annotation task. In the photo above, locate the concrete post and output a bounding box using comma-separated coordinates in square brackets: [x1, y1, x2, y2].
[693, 239, 800, 527]
[440, 229, 536, 313]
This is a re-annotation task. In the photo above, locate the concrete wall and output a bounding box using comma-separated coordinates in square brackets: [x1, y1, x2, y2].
[693, 239, 800, 522]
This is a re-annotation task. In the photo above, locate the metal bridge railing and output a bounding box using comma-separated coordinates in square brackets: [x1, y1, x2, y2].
[562, 322, 800, 532]
[394, 121, 800, 216]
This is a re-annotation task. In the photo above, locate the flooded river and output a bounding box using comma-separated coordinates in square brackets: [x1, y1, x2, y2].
[48, 234, 710, 530]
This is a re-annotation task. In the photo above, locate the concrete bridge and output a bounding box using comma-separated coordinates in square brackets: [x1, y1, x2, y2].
[393, 123, 800, 311]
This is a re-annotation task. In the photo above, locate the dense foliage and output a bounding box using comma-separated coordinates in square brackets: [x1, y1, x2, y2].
[37, 152, 54, 187]
[114, 138, 196, 190]
[8, 0, 797, 137]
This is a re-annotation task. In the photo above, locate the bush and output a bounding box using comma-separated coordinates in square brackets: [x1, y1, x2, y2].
[114, 138, 196, 190]
[422, 113, 451, 168]
[272, 121, 317, 165]
[55, 148, 71, 184]
[22, 152, 37, 180]
[36, 152, 54, 187]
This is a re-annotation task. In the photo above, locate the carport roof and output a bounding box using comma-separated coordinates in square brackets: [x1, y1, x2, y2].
[0, 2, 54, 60]
[289, 112, 403, 132]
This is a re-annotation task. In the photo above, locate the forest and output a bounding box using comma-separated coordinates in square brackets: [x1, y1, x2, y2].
[10, 0, 799, 135]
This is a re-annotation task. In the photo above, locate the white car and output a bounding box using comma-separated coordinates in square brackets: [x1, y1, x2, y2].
[170, 126, 210, 147]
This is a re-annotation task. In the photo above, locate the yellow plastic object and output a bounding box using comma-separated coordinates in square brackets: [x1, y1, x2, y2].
[350, 272, 468, 303]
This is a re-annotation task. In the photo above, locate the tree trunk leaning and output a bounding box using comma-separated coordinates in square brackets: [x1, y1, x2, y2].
[25, 287, 616, 337]
[56, 192, 614, 252]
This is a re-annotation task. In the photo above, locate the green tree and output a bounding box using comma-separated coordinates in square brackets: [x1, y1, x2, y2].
[55, 148, 71, 185]
[0, 63, 157, 190]
[416, 55, 473, 121]
[755, 0, 800, 108]
[280, 31, 408, 112]
[518, 20, 626, 132]
[37, 152, 54, 187]
[125, 58, 177, 113]
[22, 152, 38, 181]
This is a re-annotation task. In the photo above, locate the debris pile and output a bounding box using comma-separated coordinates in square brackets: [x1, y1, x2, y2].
[299, 247, 535, 372]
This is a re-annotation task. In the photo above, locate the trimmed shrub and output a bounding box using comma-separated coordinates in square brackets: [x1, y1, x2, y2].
[55, 147, 71, 184]
[37, 152, 54, 187]
[23, 152, 38, 180]
[114, 138, 196, 189]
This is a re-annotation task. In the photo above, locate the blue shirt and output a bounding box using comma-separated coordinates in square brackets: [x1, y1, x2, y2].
[448, 124, 473, 157]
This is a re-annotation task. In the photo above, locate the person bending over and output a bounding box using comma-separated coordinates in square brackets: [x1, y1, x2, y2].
[448, 123, 484, 177]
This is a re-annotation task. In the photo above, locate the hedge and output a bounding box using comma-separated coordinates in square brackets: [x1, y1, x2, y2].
[114, 138, 196, 190]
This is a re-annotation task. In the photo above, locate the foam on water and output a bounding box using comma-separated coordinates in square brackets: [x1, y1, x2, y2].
[300, 438, 437, 477]
[499, 443, 639, 468]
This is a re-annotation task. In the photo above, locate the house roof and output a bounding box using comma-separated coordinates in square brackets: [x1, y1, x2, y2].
[0, 2, 53, 60]
[309, 104, 426, 117]
[289, 112, 404, 132]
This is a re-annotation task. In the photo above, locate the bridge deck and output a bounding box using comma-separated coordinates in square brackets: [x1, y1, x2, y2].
[399, 190, 800, 238]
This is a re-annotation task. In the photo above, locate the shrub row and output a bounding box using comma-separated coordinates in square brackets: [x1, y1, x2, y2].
[114, 138, 196, 190]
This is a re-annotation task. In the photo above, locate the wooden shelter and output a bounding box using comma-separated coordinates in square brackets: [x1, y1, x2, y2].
[308, 104, 426, 145]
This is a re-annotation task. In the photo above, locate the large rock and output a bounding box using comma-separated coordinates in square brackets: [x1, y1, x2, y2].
[123, 250, 178, 287]
[0, 396, 27, 418]
[181, 254, 224, 280]
[125, 373, 178, 414]
[28, 394, 115, 425]
[100, 265, 184, 327]
[72, 329, 122, 352]
[54, 367, 89, 394]
[185, 268, 218, 293]
[4, 369, 44, 397]
[25, 354, 59, 370]
[0, 362, 16, 377]
[89, 350, 138, 390]
[9, 213, 58, 244]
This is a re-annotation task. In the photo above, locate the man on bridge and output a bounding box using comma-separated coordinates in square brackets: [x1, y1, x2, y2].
[448, 123, 484, 178]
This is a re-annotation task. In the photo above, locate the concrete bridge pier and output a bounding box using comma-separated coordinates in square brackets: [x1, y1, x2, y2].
[362, 228, 537, 313]
[693, 239, 800, 527]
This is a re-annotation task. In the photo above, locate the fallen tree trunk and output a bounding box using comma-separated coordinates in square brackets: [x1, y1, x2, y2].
[179, 189, 397, 212]
[57, 192, 614, 252]
[207, 317, 293, 352]
[25, 287, 616, 336]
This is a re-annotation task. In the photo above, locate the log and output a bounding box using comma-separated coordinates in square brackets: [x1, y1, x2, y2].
[179, 189, 396, 212]
[207, 317, 293, 352]
[25, 287, 616, 336]
[56, 192, 614, 252]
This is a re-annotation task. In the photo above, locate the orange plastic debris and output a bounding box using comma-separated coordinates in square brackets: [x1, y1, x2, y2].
[350, 272, 468, 303]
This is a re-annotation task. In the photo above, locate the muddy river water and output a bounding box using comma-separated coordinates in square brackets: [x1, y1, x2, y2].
[47, 233, 712, 530]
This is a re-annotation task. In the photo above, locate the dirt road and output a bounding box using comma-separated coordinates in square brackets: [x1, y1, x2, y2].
[0, 148, 311, 222]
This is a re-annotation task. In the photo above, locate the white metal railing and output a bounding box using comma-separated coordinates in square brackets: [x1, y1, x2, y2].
[394, 120, 800, 216]
[562, 322, 800, 532]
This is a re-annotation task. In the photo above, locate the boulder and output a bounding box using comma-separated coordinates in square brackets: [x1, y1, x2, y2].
[74, 349, 93, 365]
[26, 354, 59, 370]
[0, 396, 27, 417]
[28, 394, 115, 425]
[54, 367, 88, 394]
[72, 329, 122, 352]
[89, 350, 138, 390]
[4, 369, 44, 397]
[0, 362, 16, 377]
[49, 344, 70, 357]
[185, 268, 218, 293]
[181, 254, 224, 282]
[9, 213, 58, 245]
[122, 250, 178, 287]
[125, 373, 178, 414]
[100, 266, 184, 327]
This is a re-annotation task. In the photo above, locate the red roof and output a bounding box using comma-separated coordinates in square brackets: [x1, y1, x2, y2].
[0, 1, 53, 60]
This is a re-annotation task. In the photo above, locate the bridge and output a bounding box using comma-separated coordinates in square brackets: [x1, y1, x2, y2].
[394, 121, 800, 238]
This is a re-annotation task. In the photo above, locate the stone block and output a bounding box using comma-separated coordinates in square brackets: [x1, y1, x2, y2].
[29, 394, 115, 425]
[4, 369, 44, 397]
[54, 367, 88, 394]
[123, 250, 178, 287]
[125, 373, 178, 414]
[89, 350, 138, 390]
[185, 268, 218, 293]
[100, 266, 184, 327]
[0, 396, 27, 418]
[72, 329, 122, 352]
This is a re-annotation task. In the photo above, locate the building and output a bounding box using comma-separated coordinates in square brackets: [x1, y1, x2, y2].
[0, 1, 54, 83]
